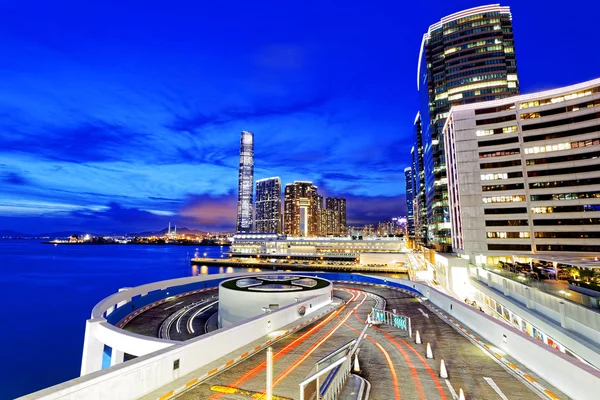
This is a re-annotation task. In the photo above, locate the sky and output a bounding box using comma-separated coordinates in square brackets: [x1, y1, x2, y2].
[0, 1, 598, 234]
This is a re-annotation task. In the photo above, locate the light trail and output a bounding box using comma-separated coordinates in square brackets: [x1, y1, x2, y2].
[207, 290, 358, 400]
[373, 340, 401, 399]
[187, 301, 218, 334]
[269, 291, 368, 389]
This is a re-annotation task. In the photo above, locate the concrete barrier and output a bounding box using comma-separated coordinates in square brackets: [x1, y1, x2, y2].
[396, 278, 600, 400]
[21, 290, 331, 400]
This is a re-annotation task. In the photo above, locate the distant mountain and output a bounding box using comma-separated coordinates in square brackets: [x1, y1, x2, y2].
[39, 231, 100, 238]
[130, 227, 209, 237]
[0, 230, 30, 237]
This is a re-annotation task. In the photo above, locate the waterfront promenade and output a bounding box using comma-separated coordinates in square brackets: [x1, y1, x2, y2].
[190, 257, 408, 274]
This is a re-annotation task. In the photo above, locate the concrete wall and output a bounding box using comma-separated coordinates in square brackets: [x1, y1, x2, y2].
[21, 291, 331, 400]
[472, 267, 600, 348]
[359, 252, 406, 266]
[218, 277, 332, 327]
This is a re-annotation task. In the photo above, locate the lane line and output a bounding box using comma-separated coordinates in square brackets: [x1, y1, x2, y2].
[188, 301, 218, 334]
[163, 301, 184, 310]
[445, 379, 458, 400]
[484, 377, 509, 400]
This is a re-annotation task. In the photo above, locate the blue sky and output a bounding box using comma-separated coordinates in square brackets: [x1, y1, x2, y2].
[0, 1, 598, 233]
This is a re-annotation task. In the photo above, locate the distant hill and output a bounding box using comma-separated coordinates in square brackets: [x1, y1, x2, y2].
[0, 230, 30, 237]
[130, 227, 209, 237]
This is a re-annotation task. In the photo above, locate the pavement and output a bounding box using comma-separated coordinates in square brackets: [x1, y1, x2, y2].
[124, 290, 218, 340]
[125, 281, 568, 400]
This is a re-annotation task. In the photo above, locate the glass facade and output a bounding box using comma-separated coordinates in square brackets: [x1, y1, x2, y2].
[255, 177, 282, 233]
[411, 113, 428, 245]
[418, 5, 520, 251]
[236, 131, 254, 232]
[404, 167, 415, 237]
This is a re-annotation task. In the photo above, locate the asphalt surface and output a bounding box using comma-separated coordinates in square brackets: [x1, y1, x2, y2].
[172, 284, 543, 400]
[123, 290, 218, 340]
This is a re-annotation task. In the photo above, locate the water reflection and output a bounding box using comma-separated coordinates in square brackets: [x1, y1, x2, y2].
[191, 265, 198, 276]
[200, 265, 208, 275]
[226, 267, 234, 273]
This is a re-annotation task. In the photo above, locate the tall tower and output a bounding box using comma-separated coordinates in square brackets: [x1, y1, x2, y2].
[404, 167, 414, 237]
[284, 182, 320, 237]
[236, 131, 254, 232]
[325, 197, 347, 236]
[255, 177, 282, 233]
[418, 4, 519, 251]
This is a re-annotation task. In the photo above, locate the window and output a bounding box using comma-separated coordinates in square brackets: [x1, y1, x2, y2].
[522, 112, 600, 131]
[533, 218, 600, 226]
[481, 171, 523, 180]
[476, 125, 517, 137]
[480, 159, 522, 169]
[476, 114, 517, 126]
[526, 150, 600, 165]
[528, 163, 600, 177]
[479, 148, 520, 158]
[534, 232, 600, 239]
[519, 87, 600, 109]
[483, 195, 526, 203]
[488, 244, 532, 251]
[486, 232, 530, 238]
[536, 244, 600, 252]
[482, 183, 525, 191]
[475, 104, 515, 115]
[484, 207, 527, 215]
[529, 177, 600, 189]
[478, 136, 519, 147]
[485, 220, 529, 226]
[523, 123, 600, 143]
[530, 191, 600, 201]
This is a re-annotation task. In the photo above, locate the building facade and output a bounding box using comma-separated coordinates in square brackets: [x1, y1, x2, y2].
[444, 78, 600, 260]
[404, 167, 415, 237]
[418, 4, 520, 251]
[412, 113, 428, 245]
[284, 182, 321, 237]
[236, 131, 254, 232]
[255, 177, 282, 233]
[325, 197, 347, 236]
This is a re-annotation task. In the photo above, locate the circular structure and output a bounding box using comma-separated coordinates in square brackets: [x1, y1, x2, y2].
[218, 274, 332, 327]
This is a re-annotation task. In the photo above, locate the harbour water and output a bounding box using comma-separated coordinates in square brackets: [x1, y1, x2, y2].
[0, 240, 249, 399]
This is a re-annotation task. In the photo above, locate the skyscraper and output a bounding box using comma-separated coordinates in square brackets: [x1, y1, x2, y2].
[412, 113, 427, 245]
[236, 131, 254, 232]
[404, 167, 414, 237]
[255, 177, 281, 233]
[418, 4, 519, 251]
[284, 182, 320, 237]
[326, 197, 347, 236]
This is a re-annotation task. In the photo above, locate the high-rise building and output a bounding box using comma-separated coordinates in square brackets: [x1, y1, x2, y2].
[412, 113, 428, 245]
[443, 78, 600, 260]
[236, 131, 254, 232]
[255, 177, 281, 233]
[284, 182, 320, 237]
[317, 195, 327, 236]
[418, 4, 519, 251]
[404, 167, 415, 237]
[326, 197, 347, 236]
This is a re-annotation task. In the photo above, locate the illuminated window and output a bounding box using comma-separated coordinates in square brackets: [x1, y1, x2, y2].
[482, 195, 526, 203]
[531, 207, 553, 214]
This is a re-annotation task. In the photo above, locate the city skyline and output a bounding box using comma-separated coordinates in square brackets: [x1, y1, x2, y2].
[1, 1, 599, 234]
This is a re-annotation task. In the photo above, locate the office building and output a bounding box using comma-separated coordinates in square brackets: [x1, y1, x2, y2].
[326, 197, 347, 236]
[411, 113, 428, 245]
[444, 77, 600, 262]
[236, 131, 254, 232]
[284, 182, 321, 237]
[404, 167, 415, 237]
[418, 4, 520, 250]
[255, 177, 282, 233]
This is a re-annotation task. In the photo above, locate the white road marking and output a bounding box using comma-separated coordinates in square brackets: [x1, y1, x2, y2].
[188, 301, 218, 334]
[164, 301, 183, 310]
[445, 379, 458, 400]
[418, 308, 430, 319]
[484, 377, 509, 400]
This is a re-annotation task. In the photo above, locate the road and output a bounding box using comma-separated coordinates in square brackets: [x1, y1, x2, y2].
[123, 290, 218, 340]
[173, 284, 542, 400]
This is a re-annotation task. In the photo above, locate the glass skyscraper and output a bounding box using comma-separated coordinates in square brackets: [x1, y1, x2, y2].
[255, 177, 281, 233]
[411, 112, 427, 245]
[418, 4, 519, 251]
[236, 131, 254, 232]
[284, 181, 320, 237]
[325, 197, 347, 236]
[404, 167, 414, 237]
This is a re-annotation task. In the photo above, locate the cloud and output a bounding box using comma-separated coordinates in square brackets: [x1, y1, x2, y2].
[2, 172, 29, 185]
[179, 192, 237, 231]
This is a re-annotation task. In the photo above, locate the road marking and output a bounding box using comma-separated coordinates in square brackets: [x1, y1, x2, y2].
[484, 377, 509, 400]
[445, 379, 458, 400]
[418, 308, 429, 319]
[164, 301, 184, 310]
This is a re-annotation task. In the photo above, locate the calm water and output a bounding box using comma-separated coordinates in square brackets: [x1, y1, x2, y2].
[0, 240, 247, 399]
